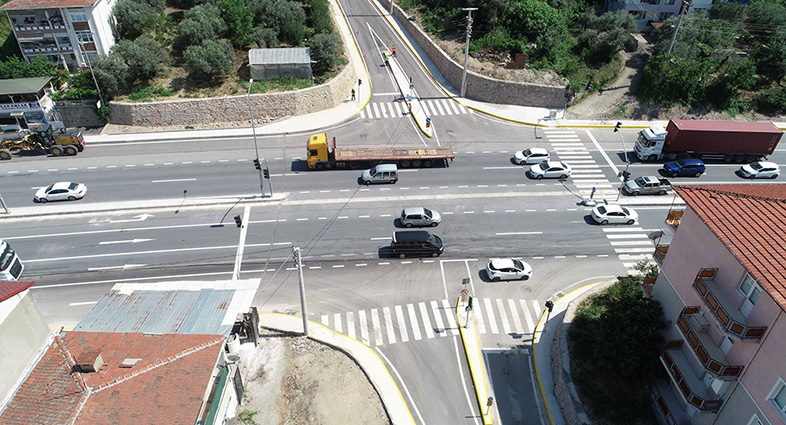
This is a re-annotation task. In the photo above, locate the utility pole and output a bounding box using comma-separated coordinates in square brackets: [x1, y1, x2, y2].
[293, 246, 309, 336]
[667, 0, 692, 54]
[460, 8, 478, 98]
[247, 79, 267, 197]
[389, 0, 393, 15]
[79, 41, 105, 109]
[614, 122, 630, 202]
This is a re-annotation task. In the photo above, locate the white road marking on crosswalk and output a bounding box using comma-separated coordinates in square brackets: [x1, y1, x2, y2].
[371, 309, 383, 346]
[321, 314, 329, 326]
[484, 298, 499, 334]
[334, 313, 342, 333]
[407, 304, 422, 340]
[520, 300, 536, 332]
[419, 302, 435, 339]
[347, 311, 355, 339]
[430, 300, 446, 336]
[615, 247, 657, 253]
[603, 227, 645, 232]
[388, 102, 397, 118]
[606, 234, 650, 239]
[508, 299, 524, 335]
[395, 305, 408, 342]
[372, 103, 380, 117]
[359, 310, 369, 345]
[443, 299, 459, 335]
[474, 301, 487, 334]
[421, 101, 432, 116]
[610, 240, 654, 246]
[383, 307, 396, 345]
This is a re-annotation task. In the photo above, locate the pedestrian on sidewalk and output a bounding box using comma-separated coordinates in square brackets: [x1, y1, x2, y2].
[391, 45, 396, 57]
[351, 89, 355, 101]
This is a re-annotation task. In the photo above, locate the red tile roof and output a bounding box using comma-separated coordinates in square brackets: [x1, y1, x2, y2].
[0, 331, 224, 425]
[0, 281, 34, 302]
[0, 0, 99, 10]
[673, 184, 786, 308]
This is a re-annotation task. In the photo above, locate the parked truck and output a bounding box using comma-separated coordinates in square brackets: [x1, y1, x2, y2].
[306, 133, 454, 170]
[0, 123, 85, 160]
[623, 176, 672, 196]
[633, 120, 783, 162]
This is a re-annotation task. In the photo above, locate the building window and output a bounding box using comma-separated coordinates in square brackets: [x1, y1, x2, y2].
[68, 9, 88, 22]
[746, 414, 763, 425]
[739, 274, 762, 317]
[768, 379, 786, 422]
[76, 31, 94, 44]
[84, 51, 97, 63]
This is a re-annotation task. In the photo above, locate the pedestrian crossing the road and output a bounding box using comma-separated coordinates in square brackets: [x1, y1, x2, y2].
[601, 226, 657, 274]
[319, 297, 542, 347]
[542, 128, 619, 198]
[359, 99, 470, 120]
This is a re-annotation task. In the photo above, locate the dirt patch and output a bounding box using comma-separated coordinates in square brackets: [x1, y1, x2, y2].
[238, 330, 391, 425]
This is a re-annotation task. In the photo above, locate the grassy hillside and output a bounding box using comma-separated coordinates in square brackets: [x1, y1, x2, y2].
[0, 1, 22, 59]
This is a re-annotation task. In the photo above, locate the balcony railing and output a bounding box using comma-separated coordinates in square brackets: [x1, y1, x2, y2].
[661, 351, 723, 412]
[692, 269, 766, 340]
[666, 210, 683, 230]
[653, 244, 669, 264]
[677, 307, 744, 377]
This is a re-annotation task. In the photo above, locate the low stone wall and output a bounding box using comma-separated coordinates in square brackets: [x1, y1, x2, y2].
[55, 104, 105, 129]
[383, 0, 565, 108]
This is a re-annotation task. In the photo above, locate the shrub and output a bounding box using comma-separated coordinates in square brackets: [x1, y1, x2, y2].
[127, 85, 174, 101]
[638, 54, 710, 106]
[252, 27, 278, 48]
[91, 53, 129, 99]
[218, 0, 254, 47]
[114, 36, 171, 85]
[174, 5, 226, 50]
[305, 0, 333, 35]
[113, 0, 164, 39]
[754, 86, 786, 114]
[0, 55, 55, 79]
[309, 33, 340, 73]
[183, 39, 235, 81]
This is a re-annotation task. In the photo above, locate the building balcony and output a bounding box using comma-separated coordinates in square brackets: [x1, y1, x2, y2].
[676, 307, 744, 378]
[661, 349, 723, 412]
[692, 268, 766, 340]
[666, 210, 683, 230]
[653, 244, 669, 264]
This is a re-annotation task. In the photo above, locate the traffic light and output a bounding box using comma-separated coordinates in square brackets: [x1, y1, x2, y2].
[253, 159, 261, 170]
[614, 122, 622, 133]
[545, 300, 554, 312]
[467, 296, 473, 309]
[234, 215, 242, 228]
[262, 168, 270, 179]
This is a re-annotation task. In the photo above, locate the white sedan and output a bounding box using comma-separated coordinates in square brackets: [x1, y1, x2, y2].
[739, 161, 779, 179]
[35, 182, 87, 203]
[514, 148, 550, 165]
[591, 204, 638, 225]
[486, 258, 533, 281]
[528, 161, 571, 179]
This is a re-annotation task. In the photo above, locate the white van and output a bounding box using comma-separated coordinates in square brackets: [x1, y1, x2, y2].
[361, 164, 398, 185]
[0, 239, 24, 281]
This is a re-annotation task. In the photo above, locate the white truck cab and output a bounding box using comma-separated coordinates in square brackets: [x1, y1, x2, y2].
[634, 125, 668, 161]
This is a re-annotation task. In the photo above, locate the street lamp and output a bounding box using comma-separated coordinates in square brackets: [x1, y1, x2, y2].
[460, 8, 478, 98]
[614, 122, 631, 201]
[247, 79, 266, 197]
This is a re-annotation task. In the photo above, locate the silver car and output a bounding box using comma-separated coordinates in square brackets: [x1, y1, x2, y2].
[527, 161, 572, 179]
[400, 207, 441, 227]
[514, 148, 550, 165]
[486, 258, 533, 281]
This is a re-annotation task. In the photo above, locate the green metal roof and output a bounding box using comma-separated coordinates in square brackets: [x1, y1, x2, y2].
[0, 76, 51, 96]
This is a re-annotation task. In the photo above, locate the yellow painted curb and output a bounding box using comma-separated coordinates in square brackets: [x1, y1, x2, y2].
[334, 0, 372, 113]
[456, 296, 493, 425]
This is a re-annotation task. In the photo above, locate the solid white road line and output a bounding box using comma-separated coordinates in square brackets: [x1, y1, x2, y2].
[151, 178, 197, 183]
[496, 232, 544, 236]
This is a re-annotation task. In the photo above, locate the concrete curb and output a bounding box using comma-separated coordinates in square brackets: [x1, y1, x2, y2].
[259, 313, 416, 425]
[456, 295, 493, 425]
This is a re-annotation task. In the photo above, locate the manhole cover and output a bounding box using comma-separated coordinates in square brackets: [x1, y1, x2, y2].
[520, 286, 532, 293]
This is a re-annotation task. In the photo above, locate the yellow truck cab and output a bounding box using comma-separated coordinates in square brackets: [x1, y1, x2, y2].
[307, 133, 329, 169]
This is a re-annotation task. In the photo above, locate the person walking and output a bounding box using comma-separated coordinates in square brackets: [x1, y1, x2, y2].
[391, 45, 396, 57]
[351, 89, 356, 101]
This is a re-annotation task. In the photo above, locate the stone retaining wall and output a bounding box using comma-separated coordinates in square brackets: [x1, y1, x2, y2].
[383, 0, 565, 108]
[55, 104, 105, 129]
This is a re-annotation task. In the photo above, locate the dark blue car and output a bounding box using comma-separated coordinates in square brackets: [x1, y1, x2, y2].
[663, 159, 706, 177]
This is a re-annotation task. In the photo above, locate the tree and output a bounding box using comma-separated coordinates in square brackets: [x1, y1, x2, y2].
[586, 10, 637, 33]
[754, 86, 786, 114]
[91, 53, 130, 98]
[249, 0, 307, 45]
[651, 12, 735, 59]
[252, 27, 279, 48]
[113, 36, 170, 85]
[638, 54, 711, 106]
[0, 56, 55, 79]
[174, 5, 226, 50]
[707, 59, 756, 109]
[218, 0, 254, 47]
[305, 0, 333, 35]
[309, 33, 340, 73]
[745, 1, 786, 43]
[183, 39, 235, 81]
[754, 37, 786, 84]
[505, 0, 567, 43]
[112, 0, 163, 39]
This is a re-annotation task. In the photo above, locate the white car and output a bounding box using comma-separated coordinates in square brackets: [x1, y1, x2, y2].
[486, 258, 533, 281]
[528, 161, 571, 179]
[35, 182, 87, 203]
[739, 161, 779, 179]
[514, 148, 550, 165]
[400, 207, 441, 227]
[591, 204, 638, 225]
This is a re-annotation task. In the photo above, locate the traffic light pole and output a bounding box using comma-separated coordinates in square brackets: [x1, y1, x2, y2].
[293, 246, 309, 336]
[248, 79, 266, 198]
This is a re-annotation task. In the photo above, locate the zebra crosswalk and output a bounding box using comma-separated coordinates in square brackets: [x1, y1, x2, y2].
[541, 128, 619, 198]
[600, 226, 657, 274]
[319, 297, 542, 347]
[360, 99, 470, 120]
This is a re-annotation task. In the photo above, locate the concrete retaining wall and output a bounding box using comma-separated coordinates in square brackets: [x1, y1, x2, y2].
[382, 0, 565, 108]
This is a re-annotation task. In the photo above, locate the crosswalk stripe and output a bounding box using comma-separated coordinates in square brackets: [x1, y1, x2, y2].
[396, 101, 406, 115]
[521, 300, 536, 332]
[371, 308, 383, 346]
[430, 300, 446, 336]
[360, 109, 366, 119]
[407, 304, 422, 340]
[603, 227, 645, 232]
[615, 247, 656, 253]
[440, 99, 453, 115]
[359, 310, 370, 345]
[557, 159, 594, 162]
[372, 103, 380, 118]
[347, 311, 356, 339]
[606, 234, 650, 239]
[474, 301, 487, 334]
[420, 101, 432, 116]
[321, 314, 329, 327]
[531, 300, 542, 319]
[420, 302, 435, 339]
[395, 305, 408, 342]
[334, 313, 342, 333]
[550, 142, 584, 146]
[443, 299, 460, 335]
[383, 307, 396, 345]
[619, 253, 650, 261]
[434, 100, 447, 115]
[381, 103, 388, 118]
[549, 138, 582, 142]
[610, 240, 654, 246]
[447, 99, 460, 114]
[483, 298, 499, 334]
[497, 298, 512, 335]
[508, 299, 525, 334]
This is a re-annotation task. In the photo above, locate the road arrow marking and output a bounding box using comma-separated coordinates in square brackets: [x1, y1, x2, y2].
[87, 264, 147, 271]
[109, 213, 154, 224]
[99, 239, 154, 245]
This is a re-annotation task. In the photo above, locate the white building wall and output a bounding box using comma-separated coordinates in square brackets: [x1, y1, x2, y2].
[90, 0, 116, 55]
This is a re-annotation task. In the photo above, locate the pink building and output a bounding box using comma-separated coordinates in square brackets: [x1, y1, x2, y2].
[651, 184, 786, 425]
